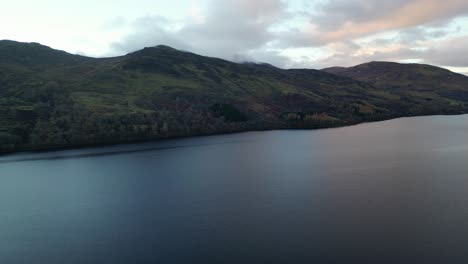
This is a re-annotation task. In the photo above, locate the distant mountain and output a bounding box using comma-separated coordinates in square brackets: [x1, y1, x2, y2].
[1, 41, 467, 153]
[0, 40, 90, 66]
[323, 61, 468, 101]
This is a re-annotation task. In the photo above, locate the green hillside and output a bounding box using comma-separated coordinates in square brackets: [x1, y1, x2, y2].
[1, 41, 468, 153]
[323, 61, 468, 107]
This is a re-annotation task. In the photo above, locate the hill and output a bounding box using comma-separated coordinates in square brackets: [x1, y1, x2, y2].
[323, 61, 468, 102]
[1, 41, 468, 153]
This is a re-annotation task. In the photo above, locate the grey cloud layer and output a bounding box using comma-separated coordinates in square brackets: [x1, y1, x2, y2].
[111, 0, 288, 63]
[109, 0, 468, 70]
[285, 0, 468, 47]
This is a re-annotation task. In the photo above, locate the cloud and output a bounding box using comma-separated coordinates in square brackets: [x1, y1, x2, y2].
[110, 15, 188, 54]
[111, 0, 288, 62]
[236, 48, 292, 68]
[295, 33, 468, 70]
[290, 0, 468, 46]
[421, 35, 468, 67]
[101, 16, 127, 30]
[108, 0, 468, 73]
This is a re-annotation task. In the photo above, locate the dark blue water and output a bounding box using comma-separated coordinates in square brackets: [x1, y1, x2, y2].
[2, 115, 468, 263]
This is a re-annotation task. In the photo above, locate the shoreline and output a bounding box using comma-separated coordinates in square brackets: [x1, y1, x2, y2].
[2, 112, 467, 157]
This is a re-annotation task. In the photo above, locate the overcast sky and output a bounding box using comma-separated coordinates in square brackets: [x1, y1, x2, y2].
[2, 0, 468, 74]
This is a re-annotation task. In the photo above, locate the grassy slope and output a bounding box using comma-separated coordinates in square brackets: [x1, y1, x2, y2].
[1, 41, 468, 152]
[323, 61, 468, 112]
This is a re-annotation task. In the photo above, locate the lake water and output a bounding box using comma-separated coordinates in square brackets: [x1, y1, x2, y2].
[1, 115, 468, 263]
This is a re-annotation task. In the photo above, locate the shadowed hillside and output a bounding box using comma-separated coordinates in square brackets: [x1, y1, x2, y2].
[323, 61, 468, 103]
[1, 41, 468, 153]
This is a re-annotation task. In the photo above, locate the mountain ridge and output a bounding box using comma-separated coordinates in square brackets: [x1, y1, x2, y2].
[322, 61, 468, 79]
[1, 40, 467, 153]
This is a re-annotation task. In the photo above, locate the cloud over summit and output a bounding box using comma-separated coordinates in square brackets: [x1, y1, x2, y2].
[108, 0, 468, 72]
[4, 0, 465, 72]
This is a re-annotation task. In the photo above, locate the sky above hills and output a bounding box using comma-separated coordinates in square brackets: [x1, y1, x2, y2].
[2, 0, 468, 74]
